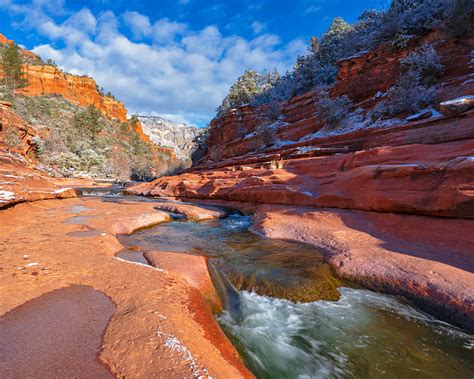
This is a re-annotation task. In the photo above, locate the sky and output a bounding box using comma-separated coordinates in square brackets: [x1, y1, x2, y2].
[0, 0, 384, 127]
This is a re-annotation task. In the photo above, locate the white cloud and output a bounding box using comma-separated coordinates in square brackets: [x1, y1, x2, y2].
[4, 3, 305, 127]
[152, 18, 187, 43]
[251, 21, 266, 35]
[123, 11, 151, 39]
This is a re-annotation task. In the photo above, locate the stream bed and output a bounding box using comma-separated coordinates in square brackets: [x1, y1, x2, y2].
[115, 208, 474, 378]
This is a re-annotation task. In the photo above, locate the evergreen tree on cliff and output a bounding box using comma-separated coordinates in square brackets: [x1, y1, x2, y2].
[216, 70, 262, 117]
[0, 43, 28, 99]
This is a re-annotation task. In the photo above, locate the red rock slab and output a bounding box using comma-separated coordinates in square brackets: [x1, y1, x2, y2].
[151, 201, 227, 221]
[250, 204, 474, 331]
[0, 285, 116, 378]
[0, 197, 252, 378]
[0, 151, 76, 209]
[145, 251, 222, 312]
[145, 251, 253, 378]
[128, 139, 474, 218]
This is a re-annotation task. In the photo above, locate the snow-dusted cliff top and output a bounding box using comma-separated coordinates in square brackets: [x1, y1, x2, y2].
[138, 116, 207, 161]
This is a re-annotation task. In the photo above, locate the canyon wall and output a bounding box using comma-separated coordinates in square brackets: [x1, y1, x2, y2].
[19, 65, 128, 121]
[203, 31, 473, 164]
[1, 33, 127, 121]
[128, 30, 474, 328]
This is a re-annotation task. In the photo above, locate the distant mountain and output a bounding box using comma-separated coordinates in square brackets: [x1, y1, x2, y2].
[138, 115, 208, 164]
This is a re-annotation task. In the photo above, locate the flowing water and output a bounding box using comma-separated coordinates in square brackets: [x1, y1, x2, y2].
[115, 204, 473, 378]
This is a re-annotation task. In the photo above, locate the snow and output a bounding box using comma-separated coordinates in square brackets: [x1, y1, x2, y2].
[54, 187, 72, 194]
[461, 78, 474, 86]
[0, 190, 15, 202]
[440, 96, 474, 106]
[25, 262, 39, 267]
[297, 146, 321, 154]
[405, 108, 441, 122]
[156, 329, 211, 378]
[114, 256, 166, 273]
[2, 174, 25, 179]
[242, 131, 257, 140]
[339, 50, 369, 62]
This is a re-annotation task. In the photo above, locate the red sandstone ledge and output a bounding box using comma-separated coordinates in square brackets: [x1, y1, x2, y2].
[250, 204, 474, 331]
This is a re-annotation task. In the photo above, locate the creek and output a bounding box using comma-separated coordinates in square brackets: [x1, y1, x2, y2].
[78, 188, 474, 378]
[115, 203, 473, 378]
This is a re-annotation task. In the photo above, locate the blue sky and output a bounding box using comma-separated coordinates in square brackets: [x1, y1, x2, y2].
[0, 0, 384, 126]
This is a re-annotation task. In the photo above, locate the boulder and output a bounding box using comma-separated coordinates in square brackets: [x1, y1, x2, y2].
[440, 96, 474, 116]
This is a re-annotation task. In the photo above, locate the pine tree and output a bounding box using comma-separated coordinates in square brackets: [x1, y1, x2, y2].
[0, 43, 28, 98]
[216, 70, 263, 116]
[72, 105, 103, 142]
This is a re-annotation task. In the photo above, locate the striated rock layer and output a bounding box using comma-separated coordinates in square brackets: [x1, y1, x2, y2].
[203, 31, 474, 163]
[0, 197, 252, 378]
[250, 205, 474, 331]
[129, 135, 474, 218]
[18, 64, 128, 121]
[1, 33, 127, 121]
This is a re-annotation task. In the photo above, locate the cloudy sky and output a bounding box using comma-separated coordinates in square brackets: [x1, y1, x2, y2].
[0, 0, 383, 126]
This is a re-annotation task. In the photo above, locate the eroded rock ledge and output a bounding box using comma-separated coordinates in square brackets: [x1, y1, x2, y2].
[250, 205, 474, 331]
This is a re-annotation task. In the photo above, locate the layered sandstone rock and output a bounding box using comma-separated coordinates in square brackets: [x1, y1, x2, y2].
[128, 29, 474, 330]
[250, 205, 474, 330]
[1, 33, 127, 121]
[204, 31, 474, 164]
[0, 151, 76, 208]
[129, 137, 474, 218]
[19, 64, 128, 121]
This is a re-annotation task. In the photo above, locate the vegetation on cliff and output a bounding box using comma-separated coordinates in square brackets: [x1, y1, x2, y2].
[0, 42, 28, 100]
[0, 41, 176, 180]
[217, 0, 473, 119]
[11, 94, 161, 179]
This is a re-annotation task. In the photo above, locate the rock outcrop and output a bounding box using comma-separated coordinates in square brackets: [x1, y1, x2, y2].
[0, 33, 127, 121]
[250, 205, 474, 330]
[19, 64, 128, 121]
[138, 116, 207, 164]
[203, 31, 474, 164]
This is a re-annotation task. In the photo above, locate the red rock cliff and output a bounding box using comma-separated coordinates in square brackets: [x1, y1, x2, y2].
[0, 33, 127, 121]
[203, 30, 474, 163]
[128, 30, 474, 329]
[19, 64, 128, 121]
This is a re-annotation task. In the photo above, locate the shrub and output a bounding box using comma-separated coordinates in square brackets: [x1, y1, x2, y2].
[30, 136, 45, 157]
[315, 91, 361, 130]
[443, 0, 474, 37]
[263, 102, 281, 123]
[400, 44, 444, 85]
[371, 44, 443, 119]
[370, 70, 437, 119]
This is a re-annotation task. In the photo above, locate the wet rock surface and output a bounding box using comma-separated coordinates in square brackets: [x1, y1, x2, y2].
[0, 285, 116, 378]
[250, 204, 474, 331]
[129, 139, 474, 218]
[0, 197, 251, 378]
